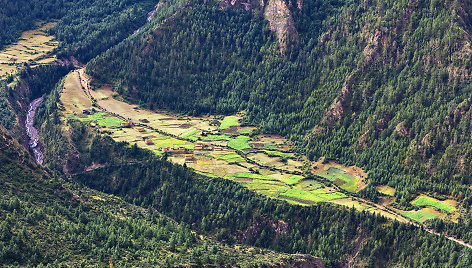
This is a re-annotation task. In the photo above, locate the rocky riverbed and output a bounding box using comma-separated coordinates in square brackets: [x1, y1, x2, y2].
[26, 97, 43, 164]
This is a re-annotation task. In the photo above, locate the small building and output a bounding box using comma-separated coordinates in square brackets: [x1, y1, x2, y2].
[146, 140, 154, 145]
[9, 58, 17, 62]
[142, 135, 155, 140]
[161, 147, 193, 154]
[121, 121, 134, 128]
[139, 119, 150, 123]
[137, 128, 145, 132]
[185, 155, 195, 161]
[82, 108, 96, 115]
[195, 143, 213, 151]
[161, 147, 172, 153]
[214, 147, 223, 151]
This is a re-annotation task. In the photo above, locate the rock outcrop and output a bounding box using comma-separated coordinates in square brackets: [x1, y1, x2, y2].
[219, 0, 299, 55]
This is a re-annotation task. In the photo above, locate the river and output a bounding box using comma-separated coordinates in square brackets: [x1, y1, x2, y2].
[25, 97, 43, 165]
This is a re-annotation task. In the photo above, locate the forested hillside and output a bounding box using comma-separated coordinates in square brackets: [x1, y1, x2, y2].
[0, 0, 155, 61]
[28, 79, 472, 267]
[87, 0, 472, 208]
[4, 0, 472, 266]
[0, 0, 65, 48]
[0, 123, 318, 266]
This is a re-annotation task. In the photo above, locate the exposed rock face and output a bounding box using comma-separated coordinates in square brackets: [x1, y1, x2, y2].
[238, 216, 289, 243]
[264, 0, 299, 54]
[395, 122, 409, 137]
[322, 74, 354, 125]
[218, 0, 299, 55]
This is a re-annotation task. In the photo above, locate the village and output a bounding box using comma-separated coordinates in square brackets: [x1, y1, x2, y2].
[67, 70, 459, 227]
[88, 110, 225, 162]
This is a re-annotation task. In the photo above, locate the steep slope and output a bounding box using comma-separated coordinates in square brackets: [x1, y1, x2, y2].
[87, 0, 472, 209]
[0, 0, 156, 62]
[0, 125, 321, 266]
[31, 79, 472, 267]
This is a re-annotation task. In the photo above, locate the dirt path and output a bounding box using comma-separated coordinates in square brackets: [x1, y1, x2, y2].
[356, 195, 472, 249]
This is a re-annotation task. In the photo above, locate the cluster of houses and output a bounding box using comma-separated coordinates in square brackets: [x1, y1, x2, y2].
[194, 143, 213, 151]
[157, 143, 223, 162]
[161, 147, 193, 154]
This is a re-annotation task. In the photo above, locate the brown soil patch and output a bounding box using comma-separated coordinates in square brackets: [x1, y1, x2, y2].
[378, 197, 393, 206]
[221, 126, 239, 134]
[250, 143, 265, 148]
[60, 71, 93, 115]
[443, 199, 458, 207]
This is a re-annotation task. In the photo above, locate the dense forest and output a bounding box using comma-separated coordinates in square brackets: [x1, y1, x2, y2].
[0, 0, 155, 62]
[0, 120, 316, 267]
[87, 0, 472, 209]
[0, 0, 66, 49]
[75, 139, 472, 267]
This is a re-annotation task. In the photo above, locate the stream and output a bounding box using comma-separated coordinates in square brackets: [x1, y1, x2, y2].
[26, 97, 43, 165]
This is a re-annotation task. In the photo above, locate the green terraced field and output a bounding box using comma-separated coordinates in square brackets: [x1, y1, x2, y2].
[237, 128, 252, 134]
[315, 167, 359, 192]
[83, 112, 124, 127]
[316, 192, 348, 201]
[219, 116, 239, 130]
[217, 153, 244, 163]
[403, 208, 441, 223]
[278, 188, 347, 203]
[263, 150, 294, 158]
[300, 179, 323, 189]
[203, 135, 231, 141]
[228, 136, 251, 150]
[411, 196, 455, 213]
[283, 175, 304, 185]
[181, 130, 200, 141]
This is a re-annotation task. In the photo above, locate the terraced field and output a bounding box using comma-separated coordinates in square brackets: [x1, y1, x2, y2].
[403, 208, 442, 223]
[376, 185, 395, 196]
[411, 196, 456, 213]
[313, 163, 367, 193]
[0, 21, 58, 77]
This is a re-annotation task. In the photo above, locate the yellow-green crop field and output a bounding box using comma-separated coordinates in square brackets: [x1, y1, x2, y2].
[411, 196, 456, 213]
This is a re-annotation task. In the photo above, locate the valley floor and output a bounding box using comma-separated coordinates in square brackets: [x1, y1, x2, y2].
[60, 68, 422, 224]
